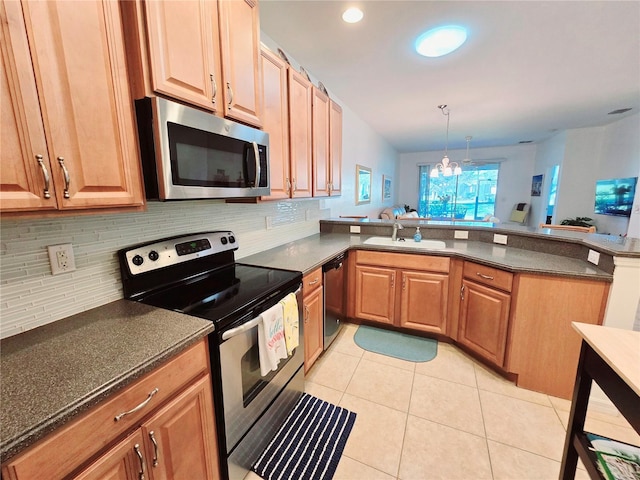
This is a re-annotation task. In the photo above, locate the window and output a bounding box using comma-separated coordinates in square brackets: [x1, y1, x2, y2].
[418, 164, 500, 220]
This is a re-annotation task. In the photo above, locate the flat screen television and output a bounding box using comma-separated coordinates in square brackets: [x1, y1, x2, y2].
[594, 176, 638, 217]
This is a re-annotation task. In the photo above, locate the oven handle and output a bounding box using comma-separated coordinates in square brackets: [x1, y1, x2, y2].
[220, 284, 302, 341]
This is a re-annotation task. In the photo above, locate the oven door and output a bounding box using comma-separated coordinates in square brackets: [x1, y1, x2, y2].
[218, 287, 304, 453]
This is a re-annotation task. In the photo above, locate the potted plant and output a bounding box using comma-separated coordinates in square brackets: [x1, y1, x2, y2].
[561, 217, 596, 228]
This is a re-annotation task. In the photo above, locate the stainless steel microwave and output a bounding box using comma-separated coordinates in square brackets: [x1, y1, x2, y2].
[135, 97, 270, 200]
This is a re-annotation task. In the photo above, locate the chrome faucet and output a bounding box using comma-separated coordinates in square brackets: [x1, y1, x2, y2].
[391, 222, 404, 241]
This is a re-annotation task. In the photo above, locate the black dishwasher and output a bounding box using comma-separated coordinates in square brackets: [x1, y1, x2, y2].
[322, 251, 348, 349]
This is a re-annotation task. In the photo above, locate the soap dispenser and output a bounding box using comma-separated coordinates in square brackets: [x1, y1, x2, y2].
[414, 227, 422, 242]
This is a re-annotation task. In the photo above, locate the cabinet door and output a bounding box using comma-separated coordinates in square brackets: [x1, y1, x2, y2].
[354, 265, 396, 325]
[0, 0, 58, 212]
[144, 0, 219, 112]
[21, 0, 143, 209]
[141, 375, 219, 480]
[303, 285, 324, 372]
[328, 100, 342, 196]
[74, 431, 145, 480]
[400, 270, 449, 334]
[312, 86, 330, 197]
[218, 0, 262, 127]
[260, 47, 290, 200]
[458, 279, 511, 365]
[287, 68, 312, 198]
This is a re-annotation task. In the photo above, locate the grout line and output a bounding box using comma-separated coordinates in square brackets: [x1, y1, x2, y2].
[475, 370, 495, 479]
[396, 365, 417, 479]
[340, 453, 399, 479]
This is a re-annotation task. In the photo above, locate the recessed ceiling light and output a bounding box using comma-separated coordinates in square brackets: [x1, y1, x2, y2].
[342, 7, 364, 23]
[415, 25, 468, 57]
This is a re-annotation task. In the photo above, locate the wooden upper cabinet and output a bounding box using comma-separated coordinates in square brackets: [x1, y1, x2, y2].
[2, 0, 144, 212]
[260, 47, 290, 200]
[218, 0, 262, 127]
[0, 0, 57, 212]
[312, 86, 330, 197]
[143, 0, 220, 112]
[329, 100, 342, 196]
[288, 68, 313, 198]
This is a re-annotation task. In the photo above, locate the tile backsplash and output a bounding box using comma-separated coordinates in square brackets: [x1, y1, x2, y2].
[0, 199, 327, 339]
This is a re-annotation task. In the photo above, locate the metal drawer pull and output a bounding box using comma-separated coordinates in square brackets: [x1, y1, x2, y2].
[308, 278, 319, 285]
[402, 274, 406, 290]
[391, 273, 395, 289]
[35, 154, 51, 199]
[210, 73, 217, 103]
[476, 272, 494, 280]
[460, 284, 465, 300]
[114, 388, 159, 421]
[149, 431, 159, 467]
[227, 82, 234, 107]
[134, 443, 145, 480]
[304, 305, 310, 323]
[57, 157, 70, 198]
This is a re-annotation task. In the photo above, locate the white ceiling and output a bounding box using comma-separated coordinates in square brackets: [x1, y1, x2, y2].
[260, 1, 640, 153]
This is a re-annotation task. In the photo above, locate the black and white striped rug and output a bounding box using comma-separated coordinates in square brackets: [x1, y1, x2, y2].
[252, 393, 357, 480]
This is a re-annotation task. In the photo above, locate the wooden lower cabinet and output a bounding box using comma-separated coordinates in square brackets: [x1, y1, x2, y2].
[1, 339, 220, 480]
[458, 279, 511, 366]
[302, 267, 324, 372]
[351, 251, 449, 334]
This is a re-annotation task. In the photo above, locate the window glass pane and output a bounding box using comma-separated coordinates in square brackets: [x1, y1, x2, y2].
[417, 163, 500, 220]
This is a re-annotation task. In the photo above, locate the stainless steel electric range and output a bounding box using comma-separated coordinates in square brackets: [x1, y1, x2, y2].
[118, 231, 304, 480]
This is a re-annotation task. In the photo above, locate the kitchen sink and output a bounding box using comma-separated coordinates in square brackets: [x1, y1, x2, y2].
[363, 237, 447, 249]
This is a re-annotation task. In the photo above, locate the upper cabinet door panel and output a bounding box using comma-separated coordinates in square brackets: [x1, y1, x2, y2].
[312, 86, 330, 197]
[329, 100, 342, 196]
[288, 68, 312, 198]
[218, 0, 263, 127]
[0, 0, 57, 212]
[21, 0, 143, 209]
[144, 0, 217, 112]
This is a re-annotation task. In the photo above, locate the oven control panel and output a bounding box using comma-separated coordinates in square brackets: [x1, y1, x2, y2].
[122, 231, 238, 275]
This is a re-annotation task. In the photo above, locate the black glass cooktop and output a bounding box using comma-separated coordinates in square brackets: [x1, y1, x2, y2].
[138, 263, 300, 329]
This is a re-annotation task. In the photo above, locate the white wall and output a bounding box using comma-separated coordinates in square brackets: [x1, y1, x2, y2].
[536, 114, 640, 236]
[531, 131, 566, 226]
[397, 145, 536, 223]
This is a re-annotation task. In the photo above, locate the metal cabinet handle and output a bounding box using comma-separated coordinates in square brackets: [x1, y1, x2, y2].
[476, 272, 494, 280]
[285, 178, 291, 195]
[227, 82, 234, 108]
[149, 431, 159, 467]
[304, 305, 310, 323]
[114, 388, 159, 421]
[292, 179, 297, 192]
[327, 182, 332, 195]
[460, 284, 465, 300]
[210, 74, 217, 103]
[402, 274, 406, 291]
[35, 154, 51, 199]
[134, 443, 145, 480]
[391, 273, 395, 289]
[308, 278, 319, 286]
[57, 157, 70, 198]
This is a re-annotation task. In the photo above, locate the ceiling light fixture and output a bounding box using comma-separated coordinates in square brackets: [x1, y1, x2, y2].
[462, 136, 472, 164]
[415, 25, 467, 57]
[431, 105, 462, 178]
[342, 7, 364, 23]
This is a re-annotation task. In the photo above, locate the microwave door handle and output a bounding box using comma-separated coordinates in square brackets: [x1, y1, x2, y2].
[252, 142, 260, 187]
[221, 315, 262, 341]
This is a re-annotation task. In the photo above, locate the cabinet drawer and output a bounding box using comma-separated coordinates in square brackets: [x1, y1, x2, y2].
[355, 250, 449, 273]
[303, 267, 323, 296]
[463, 262, 513, 292]
[2, 339, 210, 480]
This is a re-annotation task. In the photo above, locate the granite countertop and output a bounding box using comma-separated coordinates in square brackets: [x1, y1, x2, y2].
[0, 300, 214, 463]
[239, 232, 613, 281]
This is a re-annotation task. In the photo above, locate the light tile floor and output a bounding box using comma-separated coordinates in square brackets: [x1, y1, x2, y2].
[248, 323, 639, 480]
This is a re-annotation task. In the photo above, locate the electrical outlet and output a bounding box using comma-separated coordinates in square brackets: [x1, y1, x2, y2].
[587, 249, 600, 265]
[493, 234, 508, 245]
[454, 230, 469, 239]
[48, 243, 76, 275]
[265, 216, 273, 230]
[350, 225, 361, 233]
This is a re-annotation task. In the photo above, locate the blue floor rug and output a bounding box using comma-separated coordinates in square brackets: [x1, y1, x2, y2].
[252, 393, 356, 480]
[353, 325, 438, 362]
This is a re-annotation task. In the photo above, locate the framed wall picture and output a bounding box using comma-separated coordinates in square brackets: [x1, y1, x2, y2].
[531, 174, 543, 196]
[383, 175, 392, 200]
[356, 164, 372, 205]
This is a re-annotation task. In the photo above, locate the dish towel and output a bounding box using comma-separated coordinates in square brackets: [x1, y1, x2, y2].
[279, 293, 300, 355]
[258, 303, 288, 376]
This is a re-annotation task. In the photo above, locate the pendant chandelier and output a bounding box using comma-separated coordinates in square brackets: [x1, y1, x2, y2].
[430, 105, 462, 178]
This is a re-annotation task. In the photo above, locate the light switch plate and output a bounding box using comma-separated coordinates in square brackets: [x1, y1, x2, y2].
[493, 234, 508, 245]
[48, 243, 76, 275]
[350, 226, 361, 233]
[454, 230, 469, 239]
[587, 249, 600, 265]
